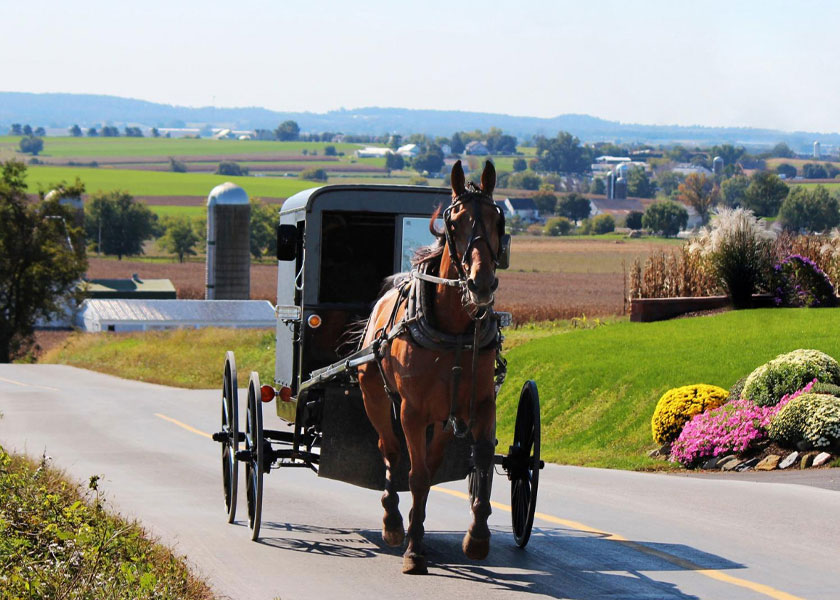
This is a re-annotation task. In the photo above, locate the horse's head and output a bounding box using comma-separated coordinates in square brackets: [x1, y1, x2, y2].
[445, 160, 508, 310]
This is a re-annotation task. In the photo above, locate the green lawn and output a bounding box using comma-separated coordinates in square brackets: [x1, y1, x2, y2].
[0, 135, 365, 158]
[148, 205, 206, 219]
[23, 165, 318, 198]
[41, 308, 840, 470]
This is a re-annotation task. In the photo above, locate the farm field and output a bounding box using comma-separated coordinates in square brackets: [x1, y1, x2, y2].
[86, 235, 678, 320]
[41, 308, 840, 470]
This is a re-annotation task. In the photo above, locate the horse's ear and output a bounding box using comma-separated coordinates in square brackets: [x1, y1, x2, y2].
[481, 160, 496, 195]
[451, 160, 466, 198]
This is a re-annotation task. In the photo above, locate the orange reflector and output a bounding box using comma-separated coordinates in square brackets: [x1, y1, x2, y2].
[279, 386, 293, 403]
[307, 314, 322, 328]
[260, 385, 276, 403]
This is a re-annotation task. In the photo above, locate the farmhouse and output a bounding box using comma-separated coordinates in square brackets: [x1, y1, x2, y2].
[465, 141, 489, 155]
[396, 143, 420, 158]
[671, 163, 713, 177]
[501, 197, 540, 223]
[76, 299, 276, 332]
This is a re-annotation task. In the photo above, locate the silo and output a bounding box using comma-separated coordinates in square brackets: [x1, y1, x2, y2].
[614, 177, 627, 200]
[712, 156, 724, 175]
[606, 170, 615, 199]
[814, 141, 821, 159]
[206, 182, 250, 300]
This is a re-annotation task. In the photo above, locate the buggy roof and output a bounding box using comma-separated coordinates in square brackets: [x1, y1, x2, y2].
[280, 184, 451, 219]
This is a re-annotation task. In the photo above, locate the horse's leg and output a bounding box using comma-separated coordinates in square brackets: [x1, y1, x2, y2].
[359, 375, 404, 547]
[401, 405, 431, 574]
[463, 398, 495, 560]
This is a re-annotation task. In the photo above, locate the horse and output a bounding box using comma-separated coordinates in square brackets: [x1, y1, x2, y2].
[357, 159, 505, 574]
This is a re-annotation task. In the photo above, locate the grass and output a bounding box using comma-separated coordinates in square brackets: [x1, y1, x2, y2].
[148, 205, 206, 219]
[41, 308, 840, 470]
[0, 445, 215, 599]
[24, 165, 317, 198]
[41, 328, 276, 389]
[0, 135, 364, 158]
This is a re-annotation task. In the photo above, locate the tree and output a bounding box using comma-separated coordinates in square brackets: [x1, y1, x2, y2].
[590, 177, 606, 195]
[590, 213, 616, 234]
[543, 216, 572, 236]
[86, 127, 98, 137]
[151, 127, 160, 138]
[249, 199, 277, 259]
[556, 193, 591, 222]
[778, 185, 840, 232]
[625, 210, 643, 230]
[275, 120, 300, 141]
[677, 173, 719, 225]
[19, 136, 44, 156]
[168, 157, 187, 173]
[770, 142, 795, 158]
[299, 167, 327, 181]
[512, 157, 527, 172]
[159, 217, 199, 262]
[532, 186, 557, 215]
[710, 144, 746, 167]
[486, 129, 517, 154]
[69, 124, 82, 137]
[450, 132, 465, 154]
[0, 161, 87, 361]
[33, 127, 45, 136]
[124, 126, 143, 137]
[84, 191, 158, 259]
[656, 171, 683, 198]
[22, 125, 32, 136]
[626, 166, 656, 198]
[642, 200, 688, 237]
[775, 163, 797, 179]
[721, 174, 749, 208]
[743, 172, 789, 217]
[535, 131, 592, 174]
[412, 147, 444, 174]
[101, 126, 119, 137]
[9, 124, 22, 135]
[216, 161, 248, 176]
[324, 145, 337, 156]
[384, 153, 404, 172]
[802, 163, 828, 179]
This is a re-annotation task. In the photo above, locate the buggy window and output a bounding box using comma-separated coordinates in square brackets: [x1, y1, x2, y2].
[319, 212, 395, 304]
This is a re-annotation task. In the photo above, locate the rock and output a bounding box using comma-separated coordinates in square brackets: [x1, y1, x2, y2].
[796, 440, 814, 452]
[800, 454, 815, 469]
[648, 442, 671, 458]
[735, 457, 760, 472]
[813, 452, 833, 467]
[717, 454, 737, 466]
[778, 451, 799, 469]
[721, 458, 742, 471]
[755, 455, 781, 471]
[702, 456, 720, 470]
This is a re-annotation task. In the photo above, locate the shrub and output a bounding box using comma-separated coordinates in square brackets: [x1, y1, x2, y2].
[651, 384, 728, 445]
[590, 213, 615, 234]
[688, 208, 775, 308]
[728, 376, 747, 402]
[642, 200, 688, 237]
[300, 167, 327, 181]
[672, 381, 815, 466]
[216, 161, 248, 176]
[544, 216, 572, 236]
[742, 349, 840, 406]
[625, 210, 643, 230]
[770, 393, 840, 448]
[772, 254, 836, 307]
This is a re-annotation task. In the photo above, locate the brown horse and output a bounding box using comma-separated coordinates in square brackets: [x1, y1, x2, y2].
[358, 160, 504, 574]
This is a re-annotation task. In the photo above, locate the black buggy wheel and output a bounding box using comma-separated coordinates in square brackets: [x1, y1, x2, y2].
[245, 372, 265, 541]
[510, 380, 540, 548]
[221, 351, 239, 523]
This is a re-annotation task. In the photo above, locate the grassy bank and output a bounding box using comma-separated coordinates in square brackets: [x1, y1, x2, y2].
[41, 309, 840, 470]
[0, 445, 214, 599]
[41, 328, 275, 389]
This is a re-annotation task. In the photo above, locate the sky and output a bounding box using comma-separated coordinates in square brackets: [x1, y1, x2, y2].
[3, 0, 840, 132]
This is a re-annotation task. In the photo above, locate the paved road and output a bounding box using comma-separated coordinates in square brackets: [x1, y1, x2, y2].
[1, 364, 839, 600]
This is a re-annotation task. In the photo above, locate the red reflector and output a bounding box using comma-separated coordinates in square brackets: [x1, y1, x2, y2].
[260, 385, 276, 403]
[279, 386, 293, 403]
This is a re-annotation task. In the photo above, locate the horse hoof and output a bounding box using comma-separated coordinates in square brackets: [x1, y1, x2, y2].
[382, 526, 405, 547]
[462, 532, 490, 560]
[402, 553, 428, 575]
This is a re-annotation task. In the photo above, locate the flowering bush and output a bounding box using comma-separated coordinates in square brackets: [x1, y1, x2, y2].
[769, 392, 840, 448]
[671, 381, 815, 466]
[651, 384, 728, 445]
[772, 254, 836, 308]
[742, 349, 840, 406]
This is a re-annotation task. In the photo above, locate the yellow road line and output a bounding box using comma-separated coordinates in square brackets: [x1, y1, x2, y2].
[433, 485, 805, 600]
[154, 413, 213, 439]
[160, 414, 805, 600]
[0, 375, 59, 391]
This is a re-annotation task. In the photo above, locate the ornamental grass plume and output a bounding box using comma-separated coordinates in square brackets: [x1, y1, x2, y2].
[671, 380, 816, 467]
[689, 208, 775, 308]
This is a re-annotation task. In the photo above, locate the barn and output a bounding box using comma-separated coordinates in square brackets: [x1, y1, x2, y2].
[76, 299, 276, 332]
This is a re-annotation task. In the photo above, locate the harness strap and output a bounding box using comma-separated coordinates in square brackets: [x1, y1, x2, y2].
[411, 269, 462, 287]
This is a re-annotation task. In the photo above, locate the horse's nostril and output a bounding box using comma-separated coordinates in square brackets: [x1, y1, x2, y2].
[490, 278, 499, 292]
[467, 279, 478, 292]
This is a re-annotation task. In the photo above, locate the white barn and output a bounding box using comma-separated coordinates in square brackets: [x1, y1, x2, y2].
[77, 299, 276, 332]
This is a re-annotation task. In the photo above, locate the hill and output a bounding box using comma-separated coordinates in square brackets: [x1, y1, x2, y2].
[3, 91, 839, 150]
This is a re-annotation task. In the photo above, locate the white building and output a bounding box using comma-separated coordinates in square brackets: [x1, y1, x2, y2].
[355, 147, 393, 158]
[396, 143, 420, 158]
[77, 299, 276, 332]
